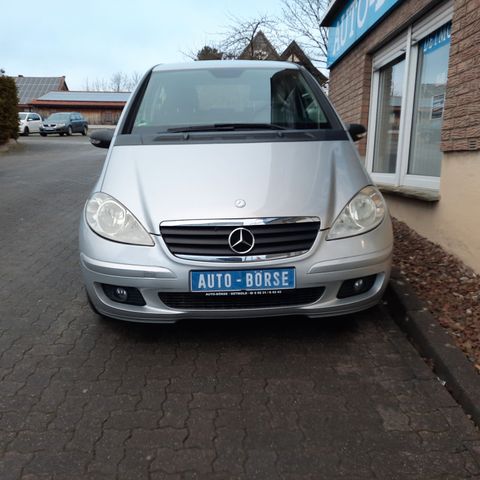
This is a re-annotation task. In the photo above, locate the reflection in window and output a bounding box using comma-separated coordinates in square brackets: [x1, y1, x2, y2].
[373, 57, 405, 174]
[132, 68, 329, 132]
[408, 23, 451, 177]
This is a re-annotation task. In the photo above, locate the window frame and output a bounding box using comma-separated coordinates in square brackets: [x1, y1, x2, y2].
[366, 1, 453, 191]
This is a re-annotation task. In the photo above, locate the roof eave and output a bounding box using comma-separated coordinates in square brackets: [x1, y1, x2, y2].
[321, 0, 344, 27]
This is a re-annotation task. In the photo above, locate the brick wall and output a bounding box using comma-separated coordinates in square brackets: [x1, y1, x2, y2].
[328, 0, 450, 156]
[441, 0, 480, 152]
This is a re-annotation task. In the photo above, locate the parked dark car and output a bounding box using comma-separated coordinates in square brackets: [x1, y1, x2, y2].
[40, 112, 88, 136]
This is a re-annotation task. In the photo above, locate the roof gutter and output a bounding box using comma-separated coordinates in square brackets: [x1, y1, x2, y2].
[321, 0, 345, 27]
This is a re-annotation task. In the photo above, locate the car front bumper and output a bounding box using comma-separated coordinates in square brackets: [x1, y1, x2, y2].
[40, 127, 68, 134]
[79, 217, 393, 323]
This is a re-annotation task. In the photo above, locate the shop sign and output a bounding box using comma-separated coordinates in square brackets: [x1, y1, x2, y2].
[422, 22, 451, 54]
[327, 0, 402, 67]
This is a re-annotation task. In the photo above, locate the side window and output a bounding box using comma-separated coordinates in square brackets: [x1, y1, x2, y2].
[27, 114, 34, 121]
[33, 114, 40, 121]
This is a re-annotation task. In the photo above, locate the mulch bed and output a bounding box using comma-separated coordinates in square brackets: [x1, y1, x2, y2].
[392, 217, 480, 370]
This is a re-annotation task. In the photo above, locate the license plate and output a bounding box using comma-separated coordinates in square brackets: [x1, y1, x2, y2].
[191, 268, 295, 293]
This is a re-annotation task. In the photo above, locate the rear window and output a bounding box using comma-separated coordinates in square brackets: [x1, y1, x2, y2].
[131, 67, 330, 133]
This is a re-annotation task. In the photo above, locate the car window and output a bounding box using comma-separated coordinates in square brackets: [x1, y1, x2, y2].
[47, 113, 69, 122]
[132, 67, 330, 132]
[19, 113, 27, 120]
[32, 114, 40, 121]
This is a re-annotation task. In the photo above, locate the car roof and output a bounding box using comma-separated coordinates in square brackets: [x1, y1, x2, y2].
[152, 60, 302, 73]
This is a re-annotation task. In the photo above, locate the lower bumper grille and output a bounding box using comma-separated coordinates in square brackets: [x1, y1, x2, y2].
[158, 287, 325, 310]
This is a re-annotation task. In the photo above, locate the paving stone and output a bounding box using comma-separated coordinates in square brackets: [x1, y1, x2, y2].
[1, 137, 480, 479]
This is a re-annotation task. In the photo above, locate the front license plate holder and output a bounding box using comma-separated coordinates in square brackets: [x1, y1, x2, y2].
[190, 268, 295, 293]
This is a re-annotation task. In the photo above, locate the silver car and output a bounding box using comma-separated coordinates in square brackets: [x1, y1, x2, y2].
[80, 61, 393, 323]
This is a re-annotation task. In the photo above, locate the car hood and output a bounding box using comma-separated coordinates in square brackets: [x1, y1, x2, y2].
[100, 140, 372, 235]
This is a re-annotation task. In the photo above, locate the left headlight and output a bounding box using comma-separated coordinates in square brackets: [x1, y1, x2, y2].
[327, 186, 386, 240]
[85, 192, 154, 246]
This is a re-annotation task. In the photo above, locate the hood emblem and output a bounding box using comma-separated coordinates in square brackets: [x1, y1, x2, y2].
[228, 227, 255, 254]
[235, 199, 246, 208]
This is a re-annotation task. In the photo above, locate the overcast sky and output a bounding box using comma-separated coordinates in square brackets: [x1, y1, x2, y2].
[3, 0, 283, 90]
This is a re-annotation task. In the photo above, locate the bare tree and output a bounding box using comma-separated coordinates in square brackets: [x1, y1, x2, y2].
[83, 77, 109, 91]
[279, 0, 329, 65]
[110, 72, 128, 92]
[124, 71, 142, 91]
[83, 72, 140, 92]
[219, 14, 280, 59]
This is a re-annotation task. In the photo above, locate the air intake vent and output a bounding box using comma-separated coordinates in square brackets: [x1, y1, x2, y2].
[159, 287, 325, 310]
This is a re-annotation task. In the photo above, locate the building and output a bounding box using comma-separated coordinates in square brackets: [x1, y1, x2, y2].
[321, 0, 480, 273]
[15, 76, 68, 111]
[239, 31, 328, 85]
[30, 91, 130, 125]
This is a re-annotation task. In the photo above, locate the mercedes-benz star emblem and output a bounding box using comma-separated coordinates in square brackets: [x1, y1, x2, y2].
[228, 227, 255, 254]
[235, 199, 246, 208]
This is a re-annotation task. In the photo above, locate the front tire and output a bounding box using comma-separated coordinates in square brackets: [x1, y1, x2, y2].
[82, 126, 88, 136]
[67, 126, 73, 136]
[40, 132, 47, 137]
[23, 127, 29, 136]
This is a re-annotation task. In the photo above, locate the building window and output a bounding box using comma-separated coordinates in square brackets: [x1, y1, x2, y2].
[408, 28, 450, 177]
[366, 3, 452, 191]
[373, 57, 405, 174]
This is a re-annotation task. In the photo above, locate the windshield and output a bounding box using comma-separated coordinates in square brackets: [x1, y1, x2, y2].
[132, 67, 330, 133]
[46, 113, 70, 122]
[18, 113, 27, 120]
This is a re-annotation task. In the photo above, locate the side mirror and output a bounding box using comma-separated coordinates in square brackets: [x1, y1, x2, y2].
[90, 129, 114, 149]
[347, 123, 367, 142]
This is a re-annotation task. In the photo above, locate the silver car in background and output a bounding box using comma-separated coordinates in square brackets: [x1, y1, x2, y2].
[80, 61, 393, 323]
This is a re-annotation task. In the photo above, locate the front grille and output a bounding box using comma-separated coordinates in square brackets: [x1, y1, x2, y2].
[158, 287, 325, 310]
[160, 220, 320, 258]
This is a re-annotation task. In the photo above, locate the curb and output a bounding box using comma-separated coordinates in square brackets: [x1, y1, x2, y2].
[385, 267, 480, 427]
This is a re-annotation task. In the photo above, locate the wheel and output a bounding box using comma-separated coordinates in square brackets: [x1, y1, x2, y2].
[59, 133, 64, 136]
[67, 126, 73, 136]
[40, 132, 47, 137]
[82, 126, 88, 136]
[23, 127, 29, 136]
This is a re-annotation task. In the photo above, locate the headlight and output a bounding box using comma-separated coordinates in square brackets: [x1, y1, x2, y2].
[327, 186, 386, 240]
[56, 123, 66, 128]
[85, 192, 154, 246]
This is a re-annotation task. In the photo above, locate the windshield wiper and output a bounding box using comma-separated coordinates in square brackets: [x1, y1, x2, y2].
[166, 123, 287, 133]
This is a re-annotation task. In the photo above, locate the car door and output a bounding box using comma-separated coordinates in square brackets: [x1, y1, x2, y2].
[68, 114, 76, 133]
[31, 113, 42, 133]
[26, 114, 39, 133]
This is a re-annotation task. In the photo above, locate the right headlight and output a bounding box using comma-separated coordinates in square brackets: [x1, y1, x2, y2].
[327, 186, 386, 240]
[85, 192, 154, 246]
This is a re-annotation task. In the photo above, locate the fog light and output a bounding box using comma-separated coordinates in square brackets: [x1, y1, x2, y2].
[337, 275, 377, 299]
[114, 287, 128, 302]
[101, 284, 146, 306]
[353, 279, 364, 292]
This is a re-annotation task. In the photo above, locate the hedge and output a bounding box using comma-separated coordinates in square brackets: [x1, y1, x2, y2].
[0, 76, 19, 145]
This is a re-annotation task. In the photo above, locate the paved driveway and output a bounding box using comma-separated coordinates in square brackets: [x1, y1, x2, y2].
[1, 136, 480, 479]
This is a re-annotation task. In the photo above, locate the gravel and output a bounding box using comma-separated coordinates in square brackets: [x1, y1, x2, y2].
[392, 217, 480, 370]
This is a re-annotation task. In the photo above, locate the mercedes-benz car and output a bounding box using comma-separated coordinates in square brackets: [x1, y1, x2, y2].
[80, 61, 393, 323]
